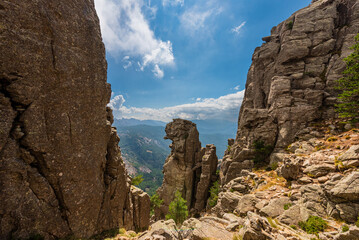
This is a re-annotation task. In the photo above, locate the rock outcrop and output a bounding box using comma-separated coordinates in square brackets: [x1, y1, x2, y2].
[221, 0, 359, 184]
[0, 1, 149, 239]
[157, 119, 218, 217]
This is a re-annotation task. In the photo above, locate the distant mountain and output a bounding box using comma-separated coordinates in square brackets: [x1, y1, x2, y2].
[115, 124, 170, 195]
[114, 118, 166, 127]
[114, 118, 237, 195]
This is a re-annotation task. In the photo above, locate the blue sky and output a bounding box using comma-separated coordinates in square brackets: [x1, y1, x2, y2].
[94, 0, 311, 122]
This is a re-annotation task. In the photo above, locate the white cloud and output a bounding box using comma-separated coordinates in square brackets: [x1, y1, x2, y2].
[162, 0, 184, 7]
[108, 90, 245, 122]
[94, 0, 174, 78]
[233, 85, 240, 91]
[152, 64, 164, 78]
[108, 95, 126, 110]
[180, 0, 223, 36]
[122, 56, 133, 70]
[231, 21, 246, 34]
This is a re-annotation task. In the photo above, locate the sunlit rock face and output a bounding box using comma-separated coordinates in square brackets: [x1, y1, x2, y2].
[0, 0, 149, 239]
[221, 0, 359, 184]
[157, 119, 218, 218]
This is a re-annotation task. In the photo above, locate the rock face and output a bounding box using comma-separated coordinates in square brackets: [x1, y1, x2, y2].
[157, 119, 218, 217]
[221, 0, 359, 184]
[0, 1, 148, 239]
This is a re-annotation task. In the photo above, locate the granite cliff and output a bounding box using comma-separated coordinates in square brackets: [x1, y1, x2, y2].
[221, 0, 359, 184]
[0, 1, 149, 239]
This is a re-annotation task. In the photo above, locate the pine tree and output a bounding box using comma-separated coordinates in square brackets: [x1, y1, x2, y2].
[335, 33, 359, 122]
[150, 193, 163, 216]
[131, 174, 143, 186]
[165, 190, 188, 224]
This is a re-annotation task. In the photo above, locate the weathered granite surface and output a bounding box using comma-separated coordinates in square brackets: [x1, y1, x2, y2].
[0, 1, 149, 239]
[221, 0, 359, 184]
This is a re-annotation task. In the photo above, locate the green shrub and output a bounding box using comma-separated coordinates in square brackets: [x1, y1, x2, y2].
[356, 216, 359, 227]
[342, 224, 349, 232]
[208, 181, 219, 207]
[253, 140, 274, 165]
[287, 20, 294, 30]
[118, 228, 126, 235]
[166, 190, 188, 224]
[298, 216, 328, 234]
[284, 203, 292, 210]
[271, 162, 279, 170]
[131, 174, 144, 186]
[267, 217, 278, 228]
[335, 33, 359, 122]
[150, 193, 163, 216]
[290, 224, 297, 230]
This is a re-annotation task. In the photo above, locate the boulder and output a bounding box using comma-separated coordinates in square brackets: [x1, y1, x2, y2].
[259, 197, 292, 218]
[334, 226, 359, 240]
[182, 217, 234, 240]
[303, 164, 336, 178]
[339, 145, 359, 168]
[330, 172, 359, 201]
[138, 220, 179, 240]
[278, 158, 301, 180]
[235, 194, 259, 217]
[212, 192, 241, 216]
[239, 212, 274, 240]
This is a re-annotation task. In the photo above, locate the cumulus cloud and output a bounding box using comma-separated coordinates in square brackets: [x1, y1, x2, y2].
[108, 95, 126, 110]
[231, 21, 246, 34]
[108, 90, 245, 122]
[233, 85, 240, 91]
[162, 0, 184, 7]
[180, 0, 223, 36]
[152, 64, 164, 78]
[94, 0, 174, 78]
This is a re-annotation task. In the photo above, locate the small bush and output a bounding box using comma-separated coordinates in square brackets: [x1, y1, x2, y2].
[267, 217, 278, 228]
[271, 162, 279, 170]
[208, 181, 219, 207]
[166, 190, 188, 224]
[290, 224, 297, 230]
[284, 203, 292, 210]
[131, 174, 144, 186]
[298, 216, 328, 234]
[342, 224, 349, 232]
[356, 216, 359, 227]
[327, 137, 338, 142]
[287, 20, 294, 30]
